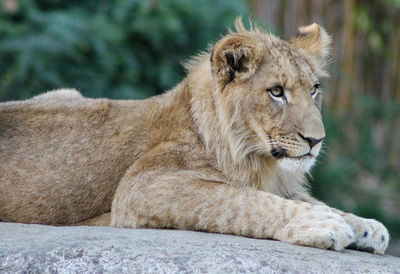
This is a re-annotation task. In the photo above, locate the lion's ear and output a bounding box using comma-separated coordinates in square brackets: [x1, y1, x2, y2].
[211, 34, 264, 89]
[289, 23, 331, 65]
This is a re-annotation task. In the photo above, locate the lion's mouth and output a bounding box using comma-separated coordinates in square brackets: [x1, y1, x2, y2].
[271, 148, 313, 160]
[271, 148, 288, 159]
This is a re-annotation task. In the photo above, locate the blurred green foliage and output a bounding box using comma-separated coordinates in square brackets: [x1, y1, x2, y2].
[0, 0, 248, 100]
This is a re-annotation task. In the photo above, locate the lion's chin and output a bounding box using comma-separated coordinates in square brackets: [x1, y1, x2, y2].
[276, 156, 316, 173]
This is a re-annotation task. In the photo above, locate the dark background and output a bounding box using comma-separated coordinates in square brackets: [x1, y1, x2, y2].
[1, 0, 399, 255]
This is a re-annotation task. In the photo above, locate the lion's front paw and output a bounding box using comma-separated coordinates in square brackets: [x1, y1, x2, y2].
[279, 207, 354, 251]
[344, 214, 389, 254]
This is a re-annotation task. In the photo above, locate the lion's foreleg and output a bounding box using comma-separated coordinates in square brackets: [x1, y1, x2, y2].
[110, 169, 354, 251]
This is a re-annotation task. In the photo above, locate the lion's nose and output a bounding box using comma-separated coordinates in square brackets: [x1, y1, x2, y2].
[298, 133, 324, 148]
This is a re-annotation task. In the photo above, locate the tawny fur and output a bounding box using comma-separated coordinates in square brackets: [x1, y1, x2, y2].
[0, 19, 389, 254]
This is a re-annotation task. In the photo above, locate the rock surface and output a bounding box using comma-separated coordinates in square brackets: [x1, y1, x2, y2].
[1, 222, 399, 273]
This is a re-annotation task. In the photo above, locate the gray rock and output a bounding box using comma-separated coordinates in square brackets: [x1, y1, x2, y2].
[0, 222, 399, 273]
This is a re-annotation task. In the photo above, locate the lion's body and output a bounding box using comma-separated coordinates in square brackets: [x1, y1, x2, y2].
[0, 87, 198, 223]
[0, 20, 389, 254]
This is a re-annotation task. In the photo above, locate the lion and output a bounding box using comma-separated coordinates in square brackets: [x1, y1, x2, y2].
[0, 19, 389, 254]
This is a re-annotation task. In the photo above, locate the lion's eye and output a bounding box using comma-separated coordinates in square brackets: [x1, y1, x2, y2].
[268, 85, 284, 98]
[311, 83, 320, 99]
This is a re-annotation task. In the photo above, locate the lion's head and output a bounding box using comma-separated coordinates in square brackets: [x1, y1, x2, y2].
[210, 20, 331, 174]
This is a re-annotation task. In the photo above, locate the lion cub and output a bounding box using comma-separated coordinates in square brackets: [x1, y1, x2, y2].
[0, 19, 389, 254]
